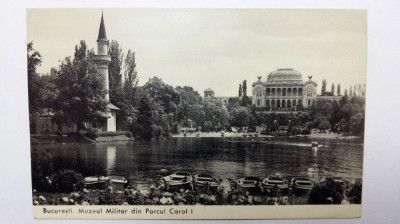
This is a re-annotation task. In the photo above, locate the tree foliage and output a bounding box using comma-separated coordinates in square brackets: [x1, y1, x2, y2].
[51, 41, 108, 133]
[108, 40, 124, 98]
[242, 80, 247, 96]
[321, 79, 327, 96]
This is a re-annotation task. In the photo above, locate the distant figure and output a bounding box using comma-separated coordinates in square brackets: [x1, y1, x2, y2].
[312, 146, 318, 156]
[160, 168, 168, 174]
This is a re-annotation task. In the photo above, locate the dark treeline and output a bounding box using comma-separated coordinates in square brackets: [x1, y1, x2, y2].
[28, 41, 365, 140]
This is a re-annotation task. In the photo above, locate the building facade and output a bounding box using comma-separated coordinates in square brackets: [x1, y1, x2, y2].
[252, 68, 317, 109]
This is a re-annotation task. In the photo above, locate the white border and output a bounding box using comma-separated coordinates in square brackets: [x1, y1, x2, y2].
[1, 0, 400, 223]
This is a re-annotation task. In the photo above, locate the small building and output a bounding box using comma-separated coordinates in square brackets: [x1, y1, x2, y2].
[204, 88, 215, 98]
[35, 110, 76, 135]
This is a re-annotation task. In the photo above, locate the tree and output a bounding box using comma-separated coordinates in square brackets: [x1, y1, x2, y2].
[321, 79, 327, 96]
[27, 42, 42, 116]
[344, 88, 348, 97]
[238, 84, 242, 97]
[123, 49, 139, 105]
[175, 86, 202, 124]
[52, 40, 108, 133]
[108, 40, 124, 97]
[349, 85, 353, 97]
[337, 83, 341, 96]
[331, 83, 335, 95]
[242, 80, 247, 96]
[131, 95, 153, 139]
[240, 95, 252, 107]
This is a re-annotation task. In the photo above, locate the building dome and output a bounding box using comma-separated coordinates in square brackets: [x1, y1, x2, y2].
[204, 88, 215, 93]
[267, 68, 302, 83]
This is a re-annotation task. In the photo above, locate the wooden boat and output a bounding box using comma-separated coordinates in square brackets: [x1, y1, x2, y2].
[236, 177, 261, 194]
[83, 176, 107, 189]
[163, 172, 193, 191]
[106, 176, 128, 192]
[193, 174, 219, 192]
[261, 176, 289, 195]
[290, 177, 315, 196]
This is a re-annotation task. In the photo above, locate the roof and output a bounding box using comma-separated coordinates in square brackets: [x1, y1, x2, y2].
[108, 103, 120, 111]
[267, 68, 303, 83]
[204, 88, 214, 93]
[97, 13, 108, 41]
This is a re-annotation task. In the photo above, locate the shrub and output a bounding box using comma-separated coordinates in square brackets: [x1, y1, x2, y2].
[31, 146, 54, 191]
[347, 181, 362, 204]
[98, 190, 121, 205]
[308, 178, 344, 204]
[50, 169, 84, 193]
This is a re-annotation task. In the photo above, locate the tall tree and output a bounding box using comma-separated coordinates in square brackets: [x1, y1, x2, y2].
[331, 83, 335, 95]
[124, 49, 138, 105]
[52, 40, 107, 133]
[321, 79, 327, 96]
[242, 80, 247, 96]
[337, 83, 341, 96]
[108, 40, 124, 95]
[238, 84, 242, 97]
[27, 42, 42, 115]
[349, 85, 353, 97]
[132, 95, 153, 140]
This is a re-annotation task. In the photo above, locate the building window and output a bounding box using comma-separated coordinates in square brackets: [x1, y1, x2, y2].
[277, 100, 281, 108]
[287, 100, 291, 107]
[256, 90, 261, 97]
[266, 100, 270, 107]
[271, 100, 275, 107]
[257, 100, 261, 106]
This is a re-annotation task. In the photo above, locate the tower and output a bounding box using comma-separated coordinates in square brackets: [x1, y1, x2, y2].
[93, 12, 111, 101]
[93, 12, 119, 132]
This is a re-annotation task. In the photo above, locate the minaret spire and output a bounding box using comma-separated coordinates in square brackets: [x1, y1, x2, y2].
[97, 11, 107, 41]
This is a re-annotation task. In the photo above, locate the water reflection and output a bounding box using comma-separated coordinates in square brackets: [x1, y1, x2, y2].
[106, 146, 116, 175]
[44, 137, 363, 188]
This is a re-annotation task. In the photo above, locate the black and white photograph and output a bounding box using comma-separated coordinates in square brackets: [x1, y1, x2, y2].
[26, 7, 367, 219]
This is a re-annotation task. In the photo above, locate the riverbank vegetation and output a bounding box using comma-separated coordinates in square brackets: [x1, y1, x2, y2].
[28, 41, 365, 140]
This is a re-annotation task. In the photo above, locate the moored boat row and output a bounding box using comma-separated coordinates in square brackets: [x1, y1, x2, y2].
[83, 176, 128, 192]
[83, 172, 352, 197]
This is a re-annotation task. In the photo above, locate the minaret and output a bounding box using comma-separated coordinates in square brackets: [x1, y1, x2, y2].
[93, 12, 119, 132]
[93, 12, 111, 101]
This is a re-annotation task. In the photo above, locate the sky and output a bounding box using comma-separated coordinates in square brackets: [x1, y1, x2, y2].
[27, 8, 367, 97]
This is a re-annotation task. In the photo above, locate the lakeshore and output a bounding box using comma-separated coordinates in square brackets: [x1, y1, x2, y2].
[172, 131, 361, 140]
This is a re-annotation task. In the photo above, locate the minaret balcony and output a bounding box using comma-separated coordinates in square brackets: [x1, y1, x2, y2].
[93, 55, 111, 65]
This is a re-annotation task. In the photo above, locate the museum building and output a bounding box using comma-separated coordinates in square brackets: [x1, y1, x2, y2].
[252, 68, 317, 109]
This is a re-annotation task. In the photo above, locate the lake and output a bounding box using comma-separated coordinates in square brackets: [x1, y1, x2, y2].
[44, 137, 364, 189]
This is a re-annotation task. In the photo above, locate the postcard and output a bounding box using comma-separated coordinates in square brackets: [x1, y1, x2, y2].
[27, 8, 366, 219]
